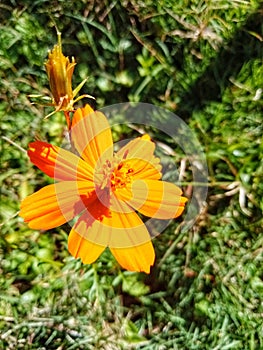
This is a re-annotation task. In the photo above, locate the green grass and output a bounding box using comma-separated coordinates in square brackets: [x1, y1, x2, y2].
[1, 0, 263, 349]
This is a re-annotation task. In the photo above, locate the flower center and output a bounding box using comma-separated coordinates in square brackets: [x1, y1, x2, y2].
[110, 161, 134, 191]
[95, 153, 134, 192]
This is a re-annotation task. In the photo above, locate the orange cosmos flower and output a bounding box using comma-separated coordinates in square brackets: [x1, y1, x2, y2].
[45, 32, 94, 124]
[20, 105, 187, 273]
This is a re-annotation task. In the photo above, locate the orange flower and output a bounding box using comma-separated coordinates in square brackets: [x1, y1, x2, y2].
[45, 32, 93, 121]
[20, 105, 187, 273]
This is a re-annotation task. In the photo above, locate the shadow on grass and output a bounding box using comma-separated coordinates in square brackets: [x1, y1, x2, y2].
[178, 8, 263, 116]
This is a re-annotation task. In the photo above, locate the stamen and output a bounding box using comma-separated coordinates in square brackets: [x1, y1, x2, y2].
[95, 156, 134, 192]
[111, 161, 134, 191]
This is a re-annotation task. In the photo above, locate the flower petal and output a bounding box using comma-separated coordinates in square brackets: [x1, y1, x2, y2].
[70, 197, 152, 248]
[69, 199, 155, 272]
[67, 193, 109, 264]
[68, 228, 106, 265]
[116, 135, 162, 179]
[70, 105, 113, 167]
[20, 182, 95, 230]
[127, 158, 162, 180]
[110, 241, 155, 273]
[106, 202, 153, 248]
[117, 134, 155, 161]
[28, 141, 94, 182]
[116, 179, 187, 219]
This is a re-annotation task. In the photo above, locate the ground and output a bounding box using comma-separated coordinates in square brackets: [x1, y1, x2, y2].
[0, 1, 262, 349]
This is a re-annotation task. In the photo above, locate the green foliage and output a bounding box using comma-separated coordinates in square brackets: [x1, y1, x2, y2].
[1, 0, 262, 349]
